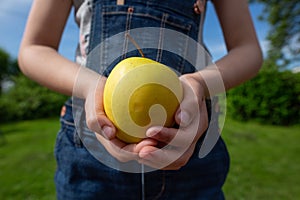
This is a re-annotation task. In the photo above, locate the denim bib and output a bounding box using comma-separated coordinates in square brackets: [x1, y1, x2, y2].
[55, 0, 230, 199]
[71, 0, 225, 169]
[86, 0, 206, 76]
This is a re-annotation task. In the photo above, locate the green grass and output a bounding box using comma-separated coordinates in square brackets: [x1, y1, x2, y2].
[0, 118, 59, 200]
[222, 118, 300, 199]
[0, 118, 299, 199]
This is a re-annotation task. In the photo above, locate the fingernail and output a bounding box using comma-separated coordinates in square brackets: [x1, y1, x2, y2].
[139, 151, 153, 160]
[102, 126, 114, 139]
[146, 127, 162, 137]
[178, 111, 190, 126]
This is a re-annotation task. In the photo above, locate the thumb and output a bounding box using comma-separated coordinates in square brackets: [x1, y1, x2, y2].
[86, 111, 116, 140]
[175, 109, 192, 127]
[85, 88, 116, 140]
[97, 114, 116, 140]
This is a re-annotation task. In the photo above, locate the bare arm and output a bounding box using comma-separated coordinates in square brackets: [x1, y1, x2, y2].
[18, 0, 151, 163]
[194, 0, 263, 96]
[18, 0, 112, 141]
[18, 0, 98, 98]
[214, 0, 263, 87]
[140, 0, 263, 170]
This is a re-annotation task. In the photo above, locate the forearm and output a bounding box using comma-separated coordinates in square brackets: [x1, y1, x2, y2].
[198, 43, 263, 97]
[18, 45, 99, 99]
[216, 43, 263, 89]
[196, 0, 263, 97]
[18, 0, 101, 99]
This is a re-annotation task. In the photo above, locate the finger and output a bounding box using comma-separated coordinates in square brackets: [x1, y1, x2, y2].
[146, 126, 174, 143]
[175, 108, 192, 128]
[162, 147, 194, 170]
[95, 134, 139, 162]
[134, 138, 158, 153]
[138, 146, 191, 170]
[138, 146, 174, 169]
[110, 138, 139, 162]
[85, 76, 117, 139]
[146, 126, 197, 148]
[139, 155, 185, 170]
[86, 111, 116, 139]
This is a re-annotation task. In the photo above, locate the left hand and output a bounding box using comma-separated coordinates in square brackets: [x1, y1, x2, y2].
[84, 74, 158, 163]
[135, 73, 209, 170]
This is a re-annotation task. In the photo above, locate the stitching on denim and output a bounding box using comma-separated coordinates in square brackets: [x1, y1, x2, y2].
[103, 10, 191, 31]
[87, 1, 97, 54]
[156, 13, 167, 62]
[179, 27, 191, 73]
[101, 7, 109, 71]
[122, 7, 133, 59]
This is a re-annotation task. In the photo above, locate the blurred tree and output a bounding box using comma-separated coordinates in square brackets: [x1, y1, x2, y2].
[251, 0, 300, 69]
[0, 48, 20, 94]
[0, 48, 10, 94]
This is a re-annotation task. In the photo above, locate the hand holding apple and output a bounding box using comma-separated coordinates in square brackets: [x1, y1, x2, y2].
[83, 71, 157, 162]
[84, 56, 184, 163]
[136, 73, 209, 170]
[103, 57, 183, 143]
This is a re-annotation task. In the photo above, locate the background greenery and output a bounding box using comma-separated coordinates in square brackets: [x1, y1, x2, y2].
[0, 0, 300, 199]
[1, 1, 300, 124]
[0, 75, 68, 122]
[0, 119, 57, 200]
[0, 118, 299, 199]
[1, 47, 300, 125]
[227, 69, 300, 125]
[251, 0, 300, 68]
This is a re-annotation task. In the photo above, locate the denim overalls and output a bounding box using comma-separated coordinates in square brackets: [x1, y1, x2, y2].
[55, 0, 230, 199]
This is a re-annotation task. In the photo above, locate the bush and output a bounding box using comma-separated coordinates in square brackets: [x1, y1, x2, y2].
[0, 75, 68, 122]
[227, 70, 300, 125]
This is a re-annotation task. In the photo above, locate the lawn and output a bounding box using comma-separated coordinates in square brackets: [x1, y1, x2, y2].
[222, 118, 300, 199]
[0, 118, 299, 199]
[0, 118, 58, 200]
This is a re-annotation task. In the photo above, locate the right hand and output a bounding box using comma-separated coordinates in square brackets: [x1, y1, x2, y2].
[134, 74, 209, 170]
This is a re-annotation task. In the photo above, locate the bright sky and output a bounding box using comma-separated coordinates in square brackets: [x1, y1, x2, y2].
[0, 0, 271, 65]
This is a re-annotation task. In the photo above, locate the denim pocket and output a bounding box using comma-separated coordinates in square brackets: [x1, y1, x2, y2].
[88, 2, 199, 75]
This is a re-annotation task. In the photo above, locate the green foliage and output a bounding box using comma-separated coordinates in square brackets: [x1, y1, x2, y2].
[0, 48, 10, 79]
[227, 69, 300, 125]
[0, 48, 66, 122]
[250, 0, 300, 67]
[0, 75, 68, 122]
[0, 48, 20, 80]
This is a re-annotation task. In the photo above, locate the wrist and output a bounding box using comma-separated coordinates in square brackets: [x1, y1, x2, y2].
[194, 65, 226, 98]
[73, 67, 104, 99]
[180, 73, 207, 99]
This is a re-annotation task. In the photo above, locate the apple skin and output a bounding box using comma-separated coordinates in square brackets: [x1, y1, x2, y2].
[103, 57, 183, 143]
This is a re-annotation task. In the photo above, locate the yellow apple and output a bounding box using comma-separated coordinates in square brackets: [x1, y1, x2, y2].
[103, 57, 183, 143]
